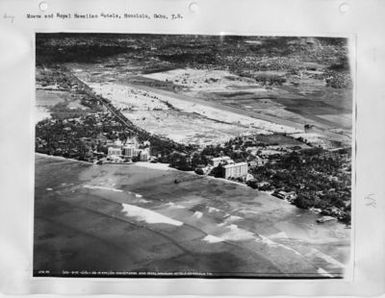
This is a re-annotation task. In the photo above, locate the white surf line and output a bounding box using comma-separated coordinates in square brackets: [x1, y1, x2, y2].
[137, 198, 150, 204]
[207, 207, 220, 213]
[269, 231, 289, 239]
[217, 224, 256, 242]
[201, 217, 338, 277]
[206, 213, 339, 277]
[317, 268, 334, 278]
[224, 214, 243, 222]
[258, 235, 339, 277]
[306, 247, 346, 269]
[257, 235, 302, 256]
[205, 175, 249, 188]
[238, 209, 260, 215]
[83, 185, 123, 192]
[202, 223, 256, 243]
[121, 203, 183, 226]
[258, 235, 342, 276]
[202, 235, 224, 243]
[35, 152, 92, 165]
[165, 202, 185, 209]
[134, 162, 177, 171]
[192, 211, 203, 219]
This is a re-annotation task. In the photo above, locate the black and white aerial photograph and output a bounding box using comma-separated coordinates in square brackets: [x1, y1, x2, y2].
[34, 33, 352, 278]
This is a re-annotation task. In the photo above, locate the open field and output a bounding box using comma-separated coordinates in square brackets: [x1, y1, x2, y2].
[65, 54, 352, 148]
[34, 154, 350, 277]
[35, 68, 103, 124]
[70, 68, 300, 145]
[141, 67, 352, 145]
[142, 68, 264, 93]
[35, 90, 65, 123]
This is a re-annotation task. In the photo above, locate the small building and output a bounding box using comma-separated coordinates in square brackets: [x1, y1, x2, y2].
[246, 173, 254, 181]
[108, 147, 122, 157]
[195, 164, 211, 175]
[272, 190, 297, 202]
[126, 137, 139, 147]
[255, 156, 267, 166]
[140, 149, 150, 161]
[114, 139, 123, 146]
[210, 157, 223, 167]
[133, 148, 142, 158]
[317, 216, 337, 224]
[210, 156, 234, 167]
[143, 140, 151, 147]
[223, 162, 248, 179]
[108, 155, 122, 163]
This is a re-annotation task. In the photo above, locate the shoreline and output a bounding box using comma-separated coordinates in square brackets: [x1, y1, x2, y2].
[35, 152, 93, 165]
[35, 152, 350, 226]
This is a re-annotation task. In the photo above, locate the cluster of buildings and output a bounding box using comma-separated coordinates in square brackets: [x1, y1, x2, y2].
[106, 138, 151, 163]
[209, 156, 249, 180]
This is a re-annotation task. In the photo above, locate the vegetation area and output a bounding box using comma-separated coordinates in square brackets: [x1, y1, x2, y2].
[36, 106, 196, 163]
[35, 67, 196, 162]
[163, 134, 351, 224]
[247, 148, 351, 224]
[36, 34, 351, 89]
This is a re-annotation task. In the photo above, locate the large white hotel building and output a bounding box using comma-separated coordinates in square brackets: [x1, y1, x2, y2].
[222, 162, 248, 179]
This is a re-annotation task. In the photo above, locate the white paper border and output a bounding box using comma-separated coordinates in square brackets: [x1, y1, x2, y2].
[0, 0, 384, 295]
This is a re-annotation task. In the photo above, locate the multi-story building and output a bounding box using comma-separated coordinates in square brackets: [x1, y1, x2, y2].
[122, 145, 135, 158]
[222, 162, 248, 179]
[107, 138, 151, 162]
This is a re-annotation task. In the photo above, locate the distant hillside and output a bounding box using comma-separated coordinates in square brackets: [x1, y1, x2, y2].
[36, 34, 349, 69]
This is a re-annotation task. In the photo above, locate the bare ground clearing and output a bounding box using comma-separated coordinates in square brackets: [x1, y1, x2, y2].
[37, 62, 352, 148]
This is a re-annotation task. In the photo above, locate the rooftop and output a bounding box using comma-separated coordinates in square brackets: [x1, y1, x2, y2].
[223, 162, 248, 168]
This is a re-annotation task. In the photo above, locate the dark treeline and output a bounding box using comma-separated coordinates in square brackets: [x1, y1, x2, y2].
[36, 34, 349, 71]
[247, 149, 351, 224]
